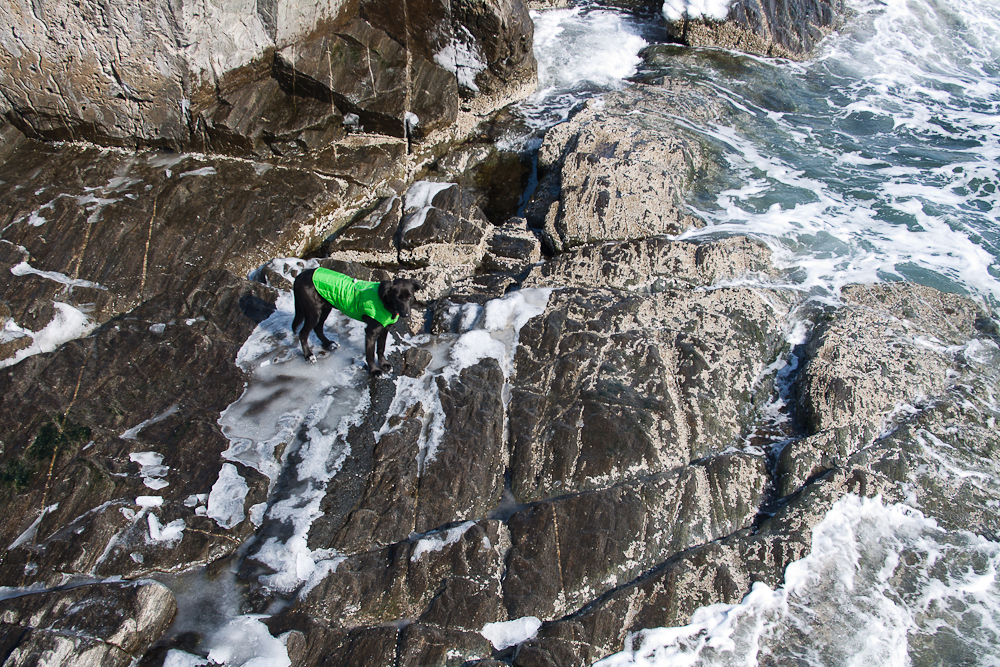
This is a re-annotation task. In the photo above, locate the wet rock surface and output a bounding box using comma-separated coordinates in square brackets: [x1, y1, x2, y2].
[524, 84, 726, 251]
[1, 2, 999, 667]
[663, 0, 850, 60]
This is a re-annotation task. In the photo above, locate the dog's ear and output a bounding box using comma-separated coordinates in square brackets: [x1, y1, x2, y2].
[411, 279, 423, 293]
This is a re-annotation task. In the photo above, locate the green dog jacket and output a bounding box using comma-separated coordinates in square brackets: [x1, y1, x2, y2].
[311, 268, 399, 328]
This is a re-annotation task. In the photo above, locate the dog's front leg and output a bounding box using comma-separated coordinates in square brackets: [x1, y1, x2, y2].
[363, 319, 388, 378]
[375, 328, 390, 374]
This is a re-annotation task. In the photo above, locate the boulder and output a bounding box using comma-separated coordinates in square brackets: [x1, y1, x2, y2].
[524, 84, 726, 251]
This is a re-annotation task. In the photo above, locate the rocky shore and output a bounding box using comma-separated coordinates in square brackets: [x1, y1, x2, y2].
[2, 0, 998, 666]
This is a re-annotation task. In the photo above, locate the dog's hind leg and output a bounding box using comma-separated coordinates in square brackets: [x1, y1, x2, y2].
[312, 303, 338, 351]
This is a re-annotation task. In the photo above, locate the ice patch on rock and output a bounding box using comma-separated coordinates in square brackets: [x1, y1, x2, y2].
[402, 181, 455, 233]
[205, 616, 290, 667]
[129, 451, 170, 490]
[0, 302, 96, 369]
[434, 27, 486, 91]
[163, 649, 210, 667]
[207, 463, 249, 530]
[8, 504, 58, 550]
[121, 404, 179, 442]
[147, 513, 185, 545]
[411, 521, 477, 562]
[11, 261, 107, 290]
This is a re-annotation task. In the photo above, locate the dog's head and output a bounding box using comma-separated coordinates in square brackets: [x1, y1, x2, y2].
[379, 278, 422, 319]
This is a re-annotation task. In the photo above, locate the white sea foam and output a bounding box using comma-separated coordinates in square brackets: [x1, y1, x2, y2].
[597, 495, 1000, 667]
[510, 6, 648, 137]
[665, 0, 1000, 309]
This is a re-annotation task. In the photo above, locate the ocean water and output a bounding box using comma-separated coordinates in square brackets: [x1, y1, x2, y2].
[518, 0, 1000, 665]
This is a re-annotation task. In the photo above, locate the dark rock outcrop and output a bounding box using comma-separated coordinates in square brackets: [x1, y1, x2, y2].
[663, 0, 850, 60]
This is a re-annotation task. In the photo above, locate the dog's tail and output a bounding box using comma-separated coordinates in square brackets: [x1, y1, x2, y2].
[292, 301, 303, 334]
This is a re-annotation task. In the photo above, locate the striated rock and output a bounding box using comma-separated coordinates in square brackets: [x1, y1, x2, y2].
[524, 84, 725, 251]
[0, 581, 177, 666]
[323, 358, 508, 553]
[509, 286, 791, 502]
[291, 519, 509, 629]
[0, 270, 275, 586]
[451, 0, 538, 111]
[663, 0, 849, 61]
[0, 0, 537, 153]
[524, 464, 893, 660]
[523, 235, 775, 291]
[503, 453, 769, 620]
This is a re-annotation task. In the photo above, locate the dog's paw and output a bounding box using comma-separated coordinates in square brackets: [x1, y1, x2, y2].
[307, 354, 318, 364]
[322, 341, 339, 351]
[370, 368, 384, 380]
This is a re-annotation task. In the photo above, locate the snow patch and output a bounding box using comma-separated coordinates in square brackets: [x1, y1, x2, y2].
[0, 302, 96, 369]
[401, 181, 455, 233]
[8, 504, 58, 550]
[121, 404, 179, 442]
[434, 27, 487, 91]
[481, 616, 543, 650]
[11, 261, 107, 290]
[205, 616, 290, 667]
[662, 0, 731, 22]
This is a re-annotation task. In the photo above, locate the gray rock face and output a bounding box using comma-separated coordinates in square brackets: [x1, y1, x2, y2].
[0, 581, 176, 666]
[0, 0, 536, 151]
[503, 453, 768, 620]
[781, 283, 988, 495]
[523, 235, 776, 291]
[663, 0, 849, 60]
[524, 84, 726, 251]
[508, 285, 790, 502]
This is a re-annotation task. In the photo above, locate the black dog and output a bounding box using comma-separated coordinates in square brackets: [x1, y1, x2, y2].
[291, 268, 421, 377]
